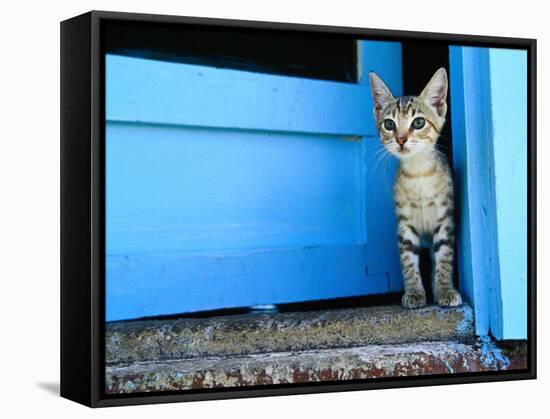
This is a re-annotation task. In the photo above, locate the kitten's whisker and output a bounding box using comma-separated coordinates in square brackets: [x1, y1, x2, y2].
[366, 146, 390, 166]
[381, 148, 396, 193]
[367, 153, 384, 183]
[365, 146, 391, 185]
[366, 145, 396, 194]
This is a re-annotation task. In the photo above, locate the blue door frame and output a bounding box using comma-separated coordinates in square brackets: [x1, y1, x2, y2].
[106, 41, 403, 321]
[450, 46, 527, 340]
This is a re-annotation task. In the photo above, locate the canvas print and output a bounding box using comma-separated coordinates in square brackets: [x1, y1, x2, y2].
[103, 21, 529, 394]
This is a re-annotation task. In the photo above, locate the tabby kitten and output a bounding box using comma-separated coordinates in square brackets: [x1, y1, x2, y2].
[369, 68, 462, 309]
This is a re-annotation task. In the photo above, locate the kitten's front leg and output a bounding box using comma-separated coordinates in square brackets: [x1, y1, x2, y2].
[432, 219, 462, 307]
[398, 220, 426, 309]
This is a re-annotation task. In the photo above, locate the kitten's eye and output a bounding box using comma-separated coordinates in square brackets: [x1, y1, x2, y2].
[383, 119, 396, 131]
[412, 117, 426, 129]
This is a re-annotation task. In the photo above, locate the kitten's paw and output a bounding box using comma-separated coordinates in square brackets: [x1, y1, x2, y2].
[437, 288, 462, 307]
[402, 290, 427, 309]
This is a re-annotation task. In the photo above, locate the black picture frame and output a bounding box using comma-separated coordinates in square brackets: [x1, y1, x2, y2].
[60, 10, 537, 408]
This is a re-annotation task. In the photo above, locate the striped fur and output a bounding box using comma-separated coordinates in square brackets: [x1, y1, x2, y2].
[369, 68, 462, 309]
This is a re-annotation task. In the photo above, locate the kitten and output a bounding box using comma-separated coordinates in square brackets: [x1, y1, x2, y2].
[369, 68, 462, 309]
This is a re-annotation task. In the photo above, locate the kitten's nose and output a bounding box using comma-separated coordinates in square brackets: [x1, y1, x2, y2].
[396, 136, 408, 146]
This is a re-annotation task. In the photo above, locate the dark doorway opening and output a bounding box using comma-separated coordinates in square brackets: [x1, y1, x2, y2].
[103, 20, 358, 83]
[402, 41, 454, 166]
[401, 41, 459, 301]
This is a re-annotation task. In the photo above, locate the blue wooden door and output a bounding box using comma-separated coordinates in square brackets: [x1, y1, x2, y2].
[106, 41, 403, 321]
[450, 46, 527, 340]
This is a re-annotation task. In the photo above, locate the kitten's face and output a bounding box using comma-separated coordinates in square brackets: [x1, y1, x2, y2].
[369, 68, 448, 160]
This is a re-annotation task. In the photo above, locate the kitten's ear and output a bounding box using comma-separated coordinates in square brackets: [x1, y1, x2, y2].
[420, 67, 448, 117]
[369, 72, 395, 120]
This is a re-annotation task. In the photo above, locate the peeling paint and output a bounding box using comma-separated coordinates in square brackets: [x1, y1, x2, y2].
[105, 339, 526, 394]
[478, 335, 510, 369]
[104, 305, 525, 395]
[455, 306, 475, 337]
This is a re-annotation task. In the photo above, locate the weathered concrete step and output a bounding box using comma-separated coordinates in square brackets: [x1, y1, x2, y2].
[106, 305, 473, 365]
[105, 339, 524, 394]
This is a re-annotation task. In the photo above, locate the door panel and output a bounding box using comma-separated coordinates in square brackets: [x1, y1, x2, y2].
[107, 245, 389, 321]
[106, 54, 371, 135]
[106, 123, 366, 255]
[106, 41, 403, 321]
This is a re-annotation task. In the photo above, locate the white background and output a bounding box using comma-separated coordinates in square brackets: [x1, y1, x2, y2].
[0, 0, 546, 416]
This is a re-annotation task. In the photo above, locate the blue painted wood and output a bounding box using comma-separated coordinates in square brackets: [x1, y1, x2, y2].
[106, 42, 404, 320]
[106, 123, 379, 320]
[450, 46, 527, 339]
[106, 123, 366, 255]
[107, 244, 389, 321]
[358, 41, 403, 291]
[450, 46, 499, 337]
[106, 54, 374, 137]
[449, 47, 477, 329]
[489, 49, 528, 339]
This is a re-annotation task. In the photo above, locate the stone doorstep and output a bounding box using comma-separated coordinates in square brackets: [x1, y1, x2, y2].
[105, 339, 524, 394]
[106, 305, 474, 364]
